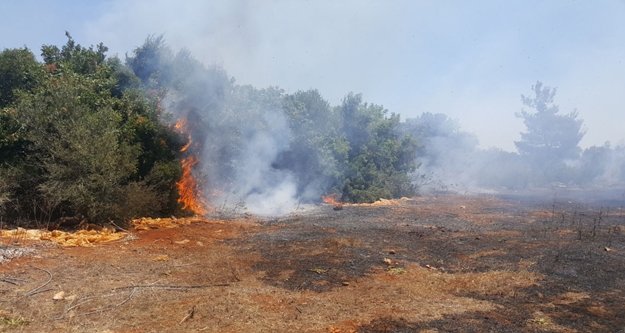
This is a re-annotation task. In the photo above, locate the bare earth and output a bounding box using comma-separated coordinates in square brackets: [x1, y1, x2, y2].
[1, 194, 624, 332]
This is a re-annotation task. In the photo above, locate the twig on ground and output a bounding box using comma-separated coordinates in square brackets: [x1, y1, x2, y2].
[112, 283, 230, 291]
[24, 266, 52, 297]
[172, 262, 196, 268]
[74, 287, 137, 317]
[0, 278, 19, 285]
[26, 287, 53, 296]
[179, 305, 196, 324]
[109, 221, 129, 233]
[231, 267, 241, 282]
[0, 276, 25, 285]
[63, 292, 120, 316]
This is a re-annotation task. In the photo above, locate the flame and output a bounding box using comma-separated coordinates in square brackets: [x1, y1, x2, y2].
[174, 118, 208, 215]
[322, 193, 343, 210]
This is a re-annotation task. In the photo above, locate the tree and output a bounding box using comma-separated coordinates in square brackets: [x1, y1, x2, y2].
[0, 48, 42, 108]
[279, 89, 348, 199]
[337, 93, 417, 202]
[125, 35, 172, 88]
[1, 35, 183, 225]
[12, 71, 148, 223]
[0, 48, 43, 215]
[41, 32, 108, 75]
[515, 81, 585, 184]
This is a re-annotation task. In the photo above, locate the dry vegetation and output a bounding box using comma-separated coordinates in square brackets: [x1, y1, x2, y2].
[1, 194, 624, 332]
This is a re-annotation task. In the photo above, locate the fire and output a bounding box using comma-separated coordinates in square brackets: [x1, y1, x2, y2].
[175, 118, 208, 215]
[322, 193, 343, 210]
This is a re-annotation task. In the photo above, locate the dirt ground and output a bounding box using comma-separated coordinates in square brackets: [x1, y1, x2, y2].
[1, 194, 624, 332]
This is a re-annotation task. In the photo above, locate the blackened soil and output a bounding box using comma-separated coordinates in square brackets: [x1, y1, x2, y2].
[233, 195, 625, 332]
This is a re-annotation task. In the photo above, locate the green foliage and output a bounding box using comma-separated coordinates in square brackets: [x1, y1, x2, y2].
[515, 81, 585, 184]
[2, 33, 422, 224]
[337, 93, 417, 202]
[1, 34, 181, 225]
[516, 82, 584, 161]
[280, 90, 348, 197]
[125, 35, 172, 87]
[41, 32, 108, 75]
[106, 57, 141, 97]
[0, 47, 42, 108]
[12, 71, 141, 222]
[0, 48, 43, 216]
[0, 108, 24, 163]
[280, 90, 417, 203]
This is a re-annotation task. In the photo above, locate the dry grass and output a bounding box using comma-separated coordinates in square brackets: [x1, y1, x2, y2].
[0, 310, 29, 331]
[1, 228, 125, 247]
[0, 195, 623, 332]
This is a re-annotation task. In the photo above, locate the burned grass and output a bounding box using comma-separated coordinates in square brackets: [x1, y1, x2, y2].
[1, 194, 624, 332]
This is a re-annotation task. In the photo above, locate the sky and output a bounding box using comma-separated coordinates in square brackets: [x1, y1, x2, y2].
[1, 0, 624, 151]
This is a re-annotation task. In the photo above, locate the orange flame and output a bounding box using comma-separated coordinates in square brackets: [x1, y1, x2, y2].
[175, 118, 208, 215]
[322, 194, 343, 210]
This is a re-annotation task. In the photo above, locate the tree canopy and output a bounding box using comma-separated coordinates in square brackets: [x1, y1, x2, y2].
[1, 34, 420, 225]
[514, 81, 585, 184]
[0, 35, 181, 226]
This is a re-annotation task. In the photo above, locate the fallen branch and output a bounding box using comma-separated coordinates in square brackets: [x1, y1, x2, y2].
[74, 287, 137, 317]
[108, 221, 129, 233]
[112, 283, 230, 291]
[63, 292, 120, 315]
[0, 276, 25, 285]
[24, 266, 52, 297]
[179, 305, 196, 324]
[26, 287, 53, 296]
[56, 282, 228, 319]
[0, 278, 19, 285]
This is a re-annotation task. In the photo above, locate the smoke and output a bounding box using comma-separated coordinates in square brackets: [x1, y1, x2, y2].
[406, 112, 625, 201]
[121, 38, 300, 216]
[72, 1, 625, 207]
[402, 113, 484, 193]
[215, 100, 300, 216]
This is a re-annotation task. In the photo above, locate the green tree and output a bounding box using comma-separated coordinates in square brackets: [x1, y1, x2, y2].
[280, 89, 348, 198]
[337, 93, 417, 202]
[12, 71, 151, 223]
[41, 32, 108, 75]
[1, 35, 183, 225]
[125, 35, 172, 88]
[0, 48, 43, 215]
[0, 47, 42, 108]
[515, 81, 585, 184]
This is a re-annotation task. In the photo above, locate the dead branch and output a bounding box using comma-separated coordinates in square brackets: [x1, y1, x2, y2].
[0, 276, 25, 285]
[0, 278, 19, 285]
[26, 287, 53, 296]
[179, 305, 196, 324]
[74, 287, 137, 317]
[63, 292, 120, 315]
[108, 220, 129, 232]
[230, 267, 241, 282]
[24, 266, 52, 297]
[112, 283, 230, 291]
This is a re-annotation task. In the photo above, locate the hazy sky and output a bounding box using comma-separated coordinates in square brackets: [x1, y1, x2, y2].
[2, 0, 624, 150]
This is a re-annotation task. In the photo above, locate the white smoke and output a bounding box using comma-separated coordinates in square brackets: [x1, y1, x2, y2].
[221, 108, 300, 216]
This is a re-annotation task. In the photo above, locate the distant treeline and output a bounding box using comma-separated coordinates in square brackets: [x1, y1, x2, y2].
[404, 82, 625, 193]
